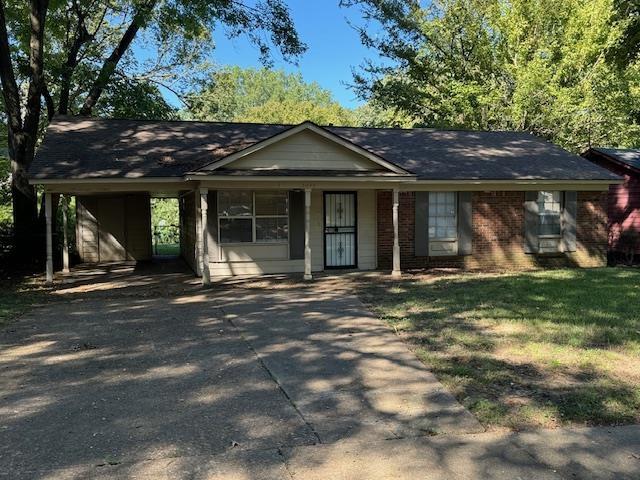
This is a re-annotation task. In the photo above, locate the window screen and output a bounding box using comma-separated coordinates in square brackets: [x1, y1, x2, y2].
[428, 192, 457, 240]
[218, 190, 288, 244]
[538, 191, 562, 236]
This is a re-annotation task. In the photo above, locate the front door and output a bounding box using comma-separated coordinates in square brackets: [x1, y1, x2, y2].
[324, 192, 357, 268]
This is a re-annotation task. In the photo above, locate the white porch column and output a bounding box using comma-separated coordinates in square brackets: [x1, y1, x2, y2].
[392, 188, 401, 277]
[61, 195, 70, 273]
[303, 188, 312, 280]
[200, 188, 211, 285]
[45, 192, 53, 284]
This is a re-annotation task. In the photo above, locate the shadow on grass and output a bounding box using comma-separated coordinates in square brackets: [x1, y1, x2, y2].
[357, 268, 640, 429]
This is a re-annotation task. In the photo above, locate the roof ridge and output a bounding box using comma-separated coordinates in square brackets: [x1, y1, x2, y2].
[51, 115, 539, 135]
[51, 114, 300, 129]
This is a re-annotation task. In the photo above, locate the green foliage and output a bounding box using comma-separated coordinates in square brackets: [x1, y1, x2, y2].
[3, 0, 305, 123]
[95, 78, 177, 120]
[351, 102, 418, 128]
[151, 198, 179, 254]
[187, 67, 357, 125]
[606, 0, 640, 67]
[151, 198, 179, 228]
[345, 0, 640, 151]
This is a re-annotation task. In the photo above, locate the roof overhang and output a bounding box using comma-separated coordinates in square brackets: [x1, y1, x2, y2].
[30, 176, 620, 186]
[584, 147, 640, 175]
[189, 121, 413, 176]
[29, 177, 184, 185]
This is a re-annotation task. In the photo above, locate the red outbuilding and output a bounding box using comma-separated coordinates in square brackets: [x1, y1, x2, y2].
[583, 148, 640, 261]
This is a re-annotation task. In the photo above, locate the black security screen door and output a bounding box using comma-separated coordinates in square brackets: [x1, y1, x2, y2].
[324, 192, 357, 268]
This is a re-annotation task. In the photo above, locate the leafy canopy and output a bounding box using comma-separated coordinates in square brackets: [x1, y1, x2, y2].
[344, 0, 640, 152]
[186, 66, 357, 125]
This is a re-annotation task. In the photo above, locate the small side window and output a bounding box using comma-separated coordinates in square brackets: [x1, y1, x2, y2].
[428, 191, 458, 256]
[538, 191, 562, 237]
[428, 192, 457, 240]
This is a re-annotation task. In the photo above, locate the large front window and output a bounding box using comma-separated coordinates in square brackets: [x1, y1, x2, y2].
[538, 191, 562, 237]
[218, 190, 288, 243]
[429, 192, 457, 240]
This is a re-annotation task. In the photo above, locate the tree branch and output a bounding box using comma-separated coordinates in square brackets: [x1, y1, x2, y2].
[58, 0, 93, 114]
[79, 1, 156, 115]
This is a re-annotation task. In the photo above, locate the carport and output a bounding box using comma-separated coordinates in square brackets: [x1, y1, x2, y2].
[36, 179, 204, 282]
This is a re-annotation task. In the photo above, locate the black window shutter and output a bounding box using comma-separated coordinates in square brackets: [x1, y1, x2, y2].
[415, 192, 429, 256]
[207, 190, 218, 261]
[289, 190, 305, 259]
[562, 191, 577, 252]
[458, 192, 473, 255]
[524, 191, 539, 254]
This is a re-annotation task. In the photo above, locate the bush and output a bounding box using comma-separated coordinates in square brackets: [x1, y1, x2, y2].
[617, 230, 640, 265]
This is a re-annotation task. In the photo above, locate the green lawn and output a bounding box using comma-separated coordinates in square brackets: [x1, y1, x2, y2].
[357, 268, 640, 430]
[0, 277, 48, 329]
[153, 243, 180, 256]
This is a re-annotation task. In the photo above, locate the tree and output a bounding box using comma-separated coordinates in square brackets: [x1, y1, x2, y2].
[187, 67, 355, 125]
[0, 0, 305, 256]
[607, 0, 640, 68]
[95, 77, 176, 120]
[343, 0, 640, 152]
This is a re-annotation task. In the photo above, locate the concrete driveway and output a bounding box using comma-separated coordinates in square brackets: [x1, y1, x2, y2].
[1, 265, 638, 479]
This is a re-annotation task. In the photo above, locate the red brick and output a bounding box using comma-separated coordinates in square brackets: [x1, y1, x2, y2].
[377, 190, 608, 271]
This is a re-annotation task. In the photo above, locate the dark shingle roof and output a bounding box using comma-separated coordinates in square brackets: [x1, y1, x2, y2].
[30, 116, 619, 181]
[589, 147, 640, 172]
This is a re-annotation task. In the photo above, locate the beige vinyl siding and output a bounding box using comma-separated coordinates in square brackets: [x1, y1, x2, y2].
[229, 130, 384, 171]
[210, 260, 305, 276]
[219, 244, 289, 261]
[76, 194, 151, 263]
[207, 189, 377, 276]
[180, 191, 197, 272]
[125, 195, 152, 260]
[311, 190, 324, 271]
[357, 190, 377, 270]
[76, 196, 99, 262]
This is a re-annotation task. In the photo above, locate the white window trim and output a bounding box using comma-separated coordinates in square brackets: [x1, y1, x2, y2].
[428, 191, 458, 242]
[218, 190, 289, 245]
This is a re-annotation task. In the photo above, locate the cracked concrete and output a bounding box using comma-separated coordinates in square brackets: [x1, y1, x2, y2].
[1, 264, 638, 479]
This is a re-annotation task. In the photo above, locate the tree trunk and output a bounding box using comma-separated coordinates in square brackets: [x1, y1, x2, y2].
[0, 0, 48, 263]
[9, 132, 39, 260]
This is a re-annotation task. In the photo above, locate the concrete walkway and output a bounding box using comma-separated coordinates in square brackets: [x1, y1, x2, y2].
[214, 285, 483, 442]
[1, 267, 638, 479]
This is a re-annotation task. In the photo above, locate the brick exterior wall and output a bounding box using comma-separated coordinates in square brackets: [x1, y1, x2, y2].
[377, 190, 608, 271]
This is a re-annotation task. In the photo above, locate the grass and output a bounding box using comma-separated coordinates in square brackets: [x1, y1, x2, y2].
[153, 243, 180, 256]
[0, 275, 49, 329]
[357, 267, 640, 431]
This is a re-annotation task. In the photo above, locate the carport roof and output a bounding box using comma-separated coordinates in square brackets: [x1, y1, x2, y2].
[29, 115, 619, 181]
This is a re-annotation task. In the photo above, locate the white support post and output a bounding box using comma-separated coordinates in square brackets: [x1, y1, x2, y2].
[392, 188, 401, 277]
[61, 195, 70, 273]
[45, 192, 53, 284]
[303, 188, 312, 280]
[200, 188, 211, 285]
[195, 192, 202, 277]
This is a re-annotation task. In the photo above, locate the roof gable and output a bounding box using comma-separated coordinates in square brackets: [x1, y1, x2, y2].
[193, 122, 411, 175]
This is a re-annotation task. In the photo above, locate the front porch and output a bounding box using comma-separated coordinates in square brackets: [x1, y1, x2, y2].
[42, 185, 403, 284]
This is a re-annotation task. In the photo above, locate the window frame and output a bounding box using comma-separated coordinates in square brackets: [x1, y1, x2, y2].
[537, 190, 563, 239]
[217, 190, 289, 245]
[428, 191, 458, 241]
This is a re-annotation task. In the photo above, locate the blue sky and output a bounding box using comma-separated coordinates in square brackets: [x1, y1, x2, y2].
[196, 1, 385, 109]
